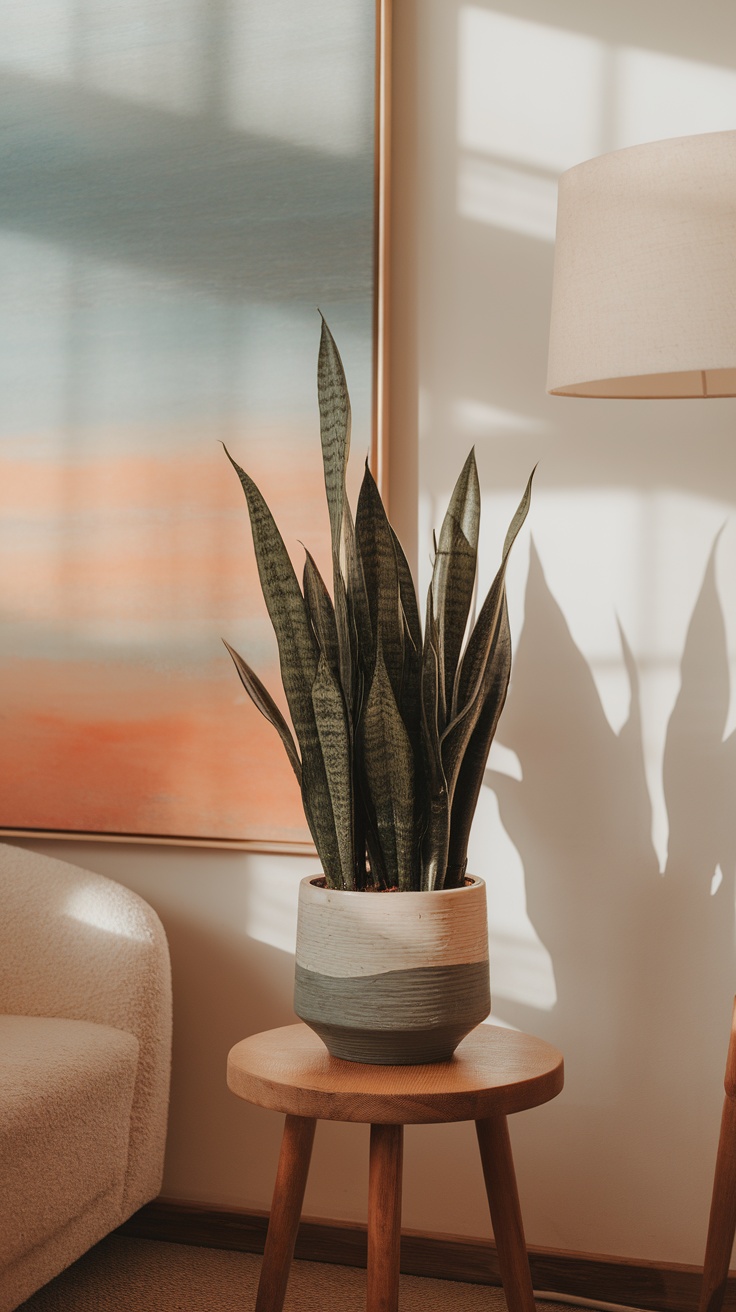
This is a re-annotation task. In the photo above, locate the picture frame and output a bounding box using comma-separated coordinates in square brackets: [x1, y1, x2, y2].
[0, 0, 392, 852]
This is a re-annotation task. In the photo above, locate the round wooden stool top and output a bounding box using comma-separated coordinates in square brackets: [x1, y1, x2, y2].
[227, 1022, 564, 1125]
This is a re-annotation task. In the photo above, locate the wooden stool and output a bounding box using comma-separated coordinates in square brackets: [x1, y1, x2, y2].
[227, 1022, 564, 1312]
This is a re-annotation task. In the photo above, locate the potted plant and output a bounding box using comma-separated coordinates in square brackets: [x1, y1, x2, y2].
[225, 318, 533, 1063]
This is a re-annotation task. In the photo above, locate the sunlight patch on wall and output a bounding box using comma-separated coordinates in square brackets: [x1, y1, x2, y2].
[457, 156, 558, 241]
[243, 863, 302, 956]
[469, 788, 557, 1012]
[458, 9, 736, 242]
[614, 47, 736, 147]
[453, 398, 549, 439]
[487, 741, 522, 783]
[488, 929, 557, 1011]
[458, 9, 604, 172]
[522, 490, 736, 871]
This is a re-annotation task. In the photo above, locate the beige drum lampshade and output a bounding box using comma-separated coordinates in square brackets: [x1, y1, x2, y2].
[547, 129, 736, 398]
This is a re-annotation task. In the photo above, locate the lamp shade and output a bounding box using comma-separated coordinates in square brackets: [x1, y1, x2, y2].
[547, 129, 736, 398]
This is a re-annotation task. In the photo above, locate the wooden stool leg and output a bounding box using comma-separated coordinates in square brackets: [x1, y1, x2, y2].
[699, 1095, 736, 1312]
[255, 1114, 316, 1312]
[476, 1116, 536, 1312]
[367, 1123, 404, 1312]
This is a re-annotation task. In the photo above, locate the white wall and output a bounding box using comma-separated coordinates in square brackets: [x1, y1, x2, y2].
[16, 0, 736, 1271]
[402, 0, 736, 1267]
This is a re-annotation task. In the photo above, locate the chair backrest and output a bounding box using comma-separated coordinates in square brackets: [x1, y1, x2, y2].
[0, 842, 172, 1213]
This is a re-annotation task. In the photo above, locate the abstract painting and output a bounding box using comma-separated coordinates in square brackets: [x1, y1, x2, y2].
[0, 0, 380, 845]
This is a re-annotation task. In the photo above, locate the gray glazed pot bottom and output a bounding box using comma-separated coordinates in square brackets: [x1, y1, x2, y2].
[303, 1018, 482, 1065]
[294, 959, 490, 1065]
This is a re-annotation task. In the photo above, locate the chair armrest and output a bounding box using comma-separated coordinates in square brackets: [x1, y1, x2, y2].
[0, 842, 172, 1212]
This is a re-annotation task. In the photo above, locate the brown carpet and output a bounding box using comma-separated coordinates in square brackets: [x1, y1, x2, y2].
[17, 1235, 576, 1311]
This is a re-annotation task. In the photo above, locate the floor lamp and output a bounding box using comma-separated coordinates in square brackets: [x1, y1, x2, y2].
[546, 128, 736, 1312]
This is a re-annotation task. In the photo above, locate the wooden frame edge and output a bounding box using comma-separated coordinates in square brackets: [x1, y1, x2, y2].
[371, 0, 392, 505]
[0, 829, 317, 856]
[117, 1199, 719, 1312]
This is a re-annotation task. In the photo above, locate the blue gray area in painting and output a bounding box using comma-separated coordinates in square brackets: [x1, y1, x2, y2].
[0, 0, 376, 674]
[0, 0, 375, 457]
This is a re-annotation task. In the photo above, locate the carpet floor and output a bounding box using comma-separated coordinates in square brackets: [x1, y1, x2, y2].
[17, 1235, 576, 1312]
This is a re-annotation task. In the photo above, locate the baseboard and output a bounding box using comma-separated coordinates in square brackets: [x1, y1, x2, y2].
[117, 1198, 726, 1312]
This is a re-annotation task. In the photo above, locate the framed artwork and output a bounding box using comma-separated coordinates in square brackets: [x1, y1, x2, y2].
[0, 0, 391, 849]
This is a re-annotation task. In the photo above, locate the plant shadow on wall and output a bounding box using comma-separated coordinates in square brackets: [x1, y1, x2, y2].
[484, 537, 736, 1232]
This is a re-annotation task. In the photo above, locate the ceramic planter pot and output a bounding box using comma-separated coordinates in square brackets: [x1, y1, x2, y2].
[293, 874, 491, 1064]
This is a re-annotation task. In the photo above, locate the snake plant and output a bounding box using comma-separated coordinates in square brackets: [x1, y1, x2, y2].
[225, 319, 533, 891]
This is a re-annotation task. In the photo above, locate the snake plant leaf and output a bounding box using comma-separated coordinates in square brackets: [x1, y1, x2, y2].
[355, 462, 403, 702]
[440, 469, 533, 800]
[222, 639, 302, 788]
[420, 597, 450, 890]
[350, 733, 387, 888]
[454, 468, 534, 718]
[421, 591, 442, 779]
[344, 495, 373, 673]
[446, 593, 511, 886]
[333, 564, 355, 717]
[317, 322, 358, 720]
[361, 643, 416, 890]
[317, 316, 351, 561]
[423, 578, 446, 732]
[432, 450, 480, 722]
[300, 747, 343, 888]
[390, 525, 422, 655]
[386, 530, 423, 815]
[226, 317, 533, 893]
[224, 446, 318, 737]
[312, 654, 354, 889]
[303, 549, 340, 676]
[225, 445, 346, 887]
[385, 523, 422, 766]
[422, 791, 451, 892]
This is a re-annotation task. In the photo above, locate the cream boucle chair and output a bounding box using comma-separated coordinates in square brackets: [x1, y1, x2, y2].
[0, 843, 172, 1312]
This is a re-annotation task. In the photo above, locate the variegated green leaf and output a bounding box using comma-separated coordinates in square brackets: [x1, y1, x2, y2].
[423, 577, 446, 732]
[419, 597, 450, 891]
[300, 749, 343, 888]
[317, 316, 351, 561]
[333, 564, 355, 715]
[344, 494, 373, 672]
[446, 593, 511, 885]
[391, 525, 422, 654]
[312, 654, 354, 889]
[361, 643, 416, 890]
[356, 462, 403, 701]
[421, 591, 443, 783]
[354, 751, 388, 889]
[431, 450, 480, 721]
[222, 639, 302, 787]
[441, 469, 534, 793]
[422, 792, 451, 892]
[224, 444, 344, 887]
[303, 549, 339, 675]
[317, 320, 357, 718]
[224, 445, 318, 744]
[502, 465, 537, 557]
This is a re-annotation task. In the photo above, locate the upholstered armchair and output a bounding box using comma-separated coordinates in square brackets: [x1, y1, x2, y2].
[0, 843, 172, 1312]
